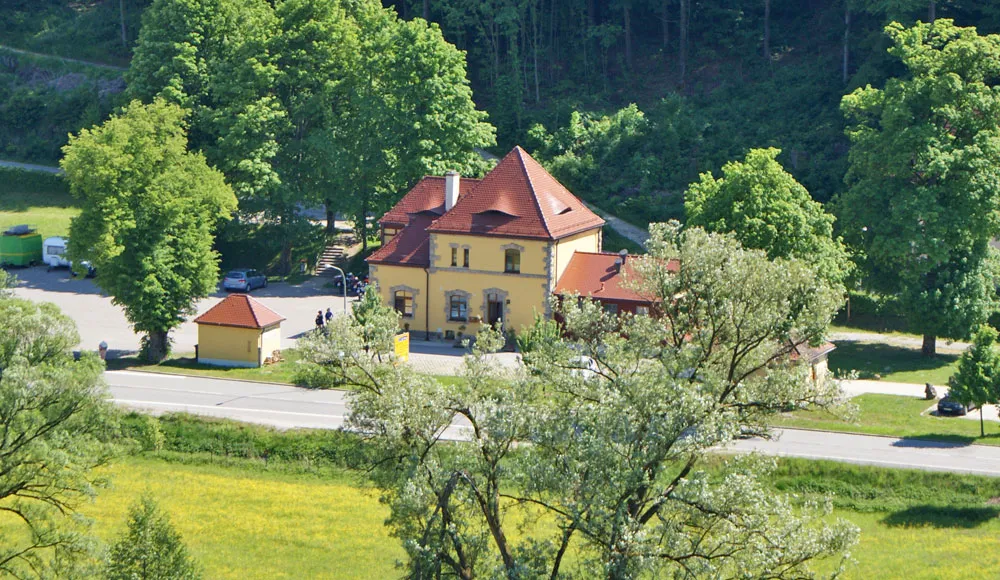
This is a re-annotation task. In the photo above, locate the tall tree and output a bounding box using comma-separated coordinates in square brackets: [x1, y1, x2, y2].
[332, 2, 495, 249]
[62, 100, 237, 361]
[299, 224, 857, 578]
[949, 324, 1000, 437]
[686, 147, 851, 286]
[838, 20, 1000, 355]
[105, 496, 201, 580]
[0, 273, 120, 577]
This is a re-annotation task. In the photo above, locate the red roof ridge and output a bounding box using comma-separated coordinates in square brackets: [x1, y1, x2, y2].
[514, 146, 553, 238]
[194, 294, 285, 329]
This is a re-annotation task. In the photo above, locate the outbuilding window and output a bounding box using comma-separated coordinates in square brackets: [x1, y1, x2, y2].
[504, 249, 521, 273]
[394, 291, 413, 318]
[449, 295, 468, 321]
[636, 305, 649, 316]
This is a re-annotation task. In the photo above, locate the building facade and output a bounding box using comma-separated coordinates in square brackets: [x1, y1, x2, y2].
[194, 294, 285, 367]
[369, 146, 621, 339]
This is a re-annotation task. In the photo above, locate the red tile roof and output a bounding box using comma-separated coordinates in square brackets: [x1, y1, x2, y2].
[554, 252, 676, 303]
[194, 294, 285, 329]
[427, 147, 605, 240]
[379, 176, 480, 227]
[789, 341, 836, 363]
[368, 213, 435, 267]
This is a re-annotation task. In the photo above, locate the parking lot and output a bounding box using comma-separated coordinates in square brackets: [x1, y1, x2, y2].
[8, 266, 353, 358]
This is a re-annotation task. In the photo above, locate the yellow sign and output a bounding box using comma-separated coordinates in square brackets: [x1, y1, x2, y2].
[394, 332, 410, 362]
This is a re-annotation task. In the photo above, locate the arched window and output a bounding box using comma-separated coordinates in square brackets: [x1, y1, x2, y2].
[504, 249, 521, 273]
[394, 291, 413, 318]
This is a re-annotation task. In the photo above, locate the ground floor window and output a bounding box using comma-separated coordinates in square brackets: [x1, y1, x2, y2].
[394, 291, 413, 318]
[603, 303, 618, 314]
[635, 305, 649, 316]
[449, 295, 468, 321]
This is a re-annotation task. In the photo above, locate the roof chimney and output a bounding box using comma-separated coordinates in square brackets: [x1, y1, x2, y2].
[619, 249, 628, 264]
[444, 171, 460, 212]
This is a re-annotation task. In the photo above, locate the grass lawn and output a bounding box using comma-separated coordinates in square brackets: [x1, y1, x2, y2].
[829, 341, 960, 384]
[83, 457, 402, 579]
[107, 351, 305, 385]
[0, 188, 79, 238]
[71, 456, 1000, 579]
[776, 393, 1000, 445]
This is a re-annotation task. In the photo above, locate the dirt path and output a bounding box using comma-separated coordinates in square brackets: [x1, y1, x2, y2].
[584, 203, 649, 247]
[829, 329, 970, 353]
[0, 44, 126, 72]
[0, 159, 63, 174]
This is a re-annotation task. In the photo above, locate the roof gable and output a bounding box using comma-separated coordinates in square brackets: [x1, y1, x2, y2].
[194, 294, 286, 329]
[427, 147, 604, 240]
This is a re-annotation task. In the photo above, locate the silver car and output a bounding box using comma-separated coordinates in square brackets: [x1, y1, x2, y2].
[223, 269, 267, 293]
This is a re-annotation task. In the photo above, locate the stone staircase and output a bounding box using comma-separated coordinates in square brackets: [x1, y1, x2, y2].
[316, 244, 346, 276]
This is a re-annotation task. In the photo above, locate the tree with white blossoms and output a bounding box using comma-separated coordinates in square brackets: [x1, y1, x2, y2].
[299, 222, 858, 578]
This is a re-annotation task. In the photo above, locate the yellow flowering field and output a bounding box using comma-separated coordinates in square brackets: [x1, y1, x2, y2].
[54, 457, 1000, 579]
[84, 458, 403, 579]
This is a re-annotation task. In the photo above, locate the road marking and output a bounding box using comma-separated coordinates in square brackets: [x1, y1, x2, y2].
[108, 384, 348, 407]
[110, 370, 186, 379]
[113, 399, 346, 420]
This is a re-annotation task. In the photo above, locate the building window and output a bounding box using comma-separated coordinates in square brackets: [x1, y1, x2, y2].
[463, 248, 470, 268]
[451, 247, 458, 267]
[504, 249, 521, 273]
[449, 295, 468, 321]
[636, 305, 650, 316]
[603, 303, 618, 314]
[394, 291, 413, 318]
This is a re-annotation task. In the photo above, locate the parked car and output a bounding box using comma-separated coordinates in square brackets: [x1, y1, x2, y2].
[70, 261, 96, 278]
[937, 396, 974, 416]
[223, 269, 267, 292]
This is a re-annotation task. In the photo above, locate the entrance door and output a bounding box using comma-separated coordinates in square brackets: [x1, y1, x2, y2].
[486, 293, 504, 326]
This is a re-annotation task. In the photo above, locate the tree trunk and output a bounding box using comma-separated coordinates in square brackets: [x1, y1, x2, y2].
[143, 330, 169, 363]
[423, 0, 429, 21]
[678, 0, 688, 84]
[981, 406, 985, 437]
[662, 0, 670, 48]
[361, 196, 369, 252]
[623, 3, 633, 71]
[119, 0, 127, 47]
[842, 3, 850, 83]
[922, 333, 936, 356]
[762, 0, 770, 61]
[325, 201, 336, 234]
[928, 0, 936, 22]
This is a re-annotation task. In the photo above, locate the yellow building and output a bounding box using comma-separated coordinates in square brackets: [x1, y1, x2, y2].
[194, 294, 285, 367]
[368, 146, 609, 339]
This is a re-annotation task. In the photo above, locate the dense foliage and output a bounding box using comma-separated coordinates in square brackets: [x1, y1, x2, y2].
[686, 147, 850, 285]
[949, 324, 1000, 436]
[0, 271, 121, 577]
[299, 224, 856, 578]
[837, 20, 1000, 354]
[61, 99, 237, 361]
[105, 496, 202, 580]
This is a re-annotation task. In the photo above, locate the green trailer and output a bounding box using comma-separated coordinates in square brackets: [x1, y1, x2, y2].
[1, 225, 43, 267]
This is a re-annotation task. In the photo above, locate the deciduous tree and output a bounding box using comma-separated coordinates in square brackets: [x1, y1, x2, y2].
[838, 20, 1000, 355]
[62, 99, 237, 361]
[949, 324, 1000, 437]
[300, 223, 857, 578]
[686, 147, 850, 286]
[104, 496, 201, 580]
[0, 274, 120, 577]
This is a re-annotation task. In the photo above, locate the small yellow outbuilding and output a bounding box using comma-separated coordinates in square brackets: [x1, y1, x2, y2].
[194, 294, 285, 367]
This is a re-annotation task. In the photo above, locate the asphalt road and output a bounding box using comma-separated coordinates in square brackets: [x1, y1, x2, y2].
[10, 266, 352, 357]
[107, 370, 1000, 476]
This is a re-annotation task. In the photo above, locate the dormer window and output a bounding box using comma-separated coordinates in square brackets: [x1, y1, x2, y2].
[504, 249, 520, 273]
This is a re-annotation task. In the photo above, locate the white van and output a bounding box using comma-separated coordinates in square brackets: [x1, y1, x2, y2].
[43, 237, 71, 270]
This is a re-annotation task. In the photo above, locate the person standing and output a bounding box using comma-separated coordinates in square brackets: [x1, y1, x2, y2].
[315, 310, 325, 330]
[325, 307, 333, 323]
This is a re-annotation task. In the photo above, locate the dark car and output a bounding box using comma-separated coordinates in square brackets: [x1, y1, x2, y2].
[937, 396, 973, 416]
[223, 269, 267, 293]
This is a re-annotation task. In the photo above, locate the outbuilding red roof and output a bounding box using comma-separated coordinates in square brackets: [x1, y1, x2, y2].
[194, 294, 285, 329]
[554, 252, 676, 303]
[427, 147, 605, 240]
